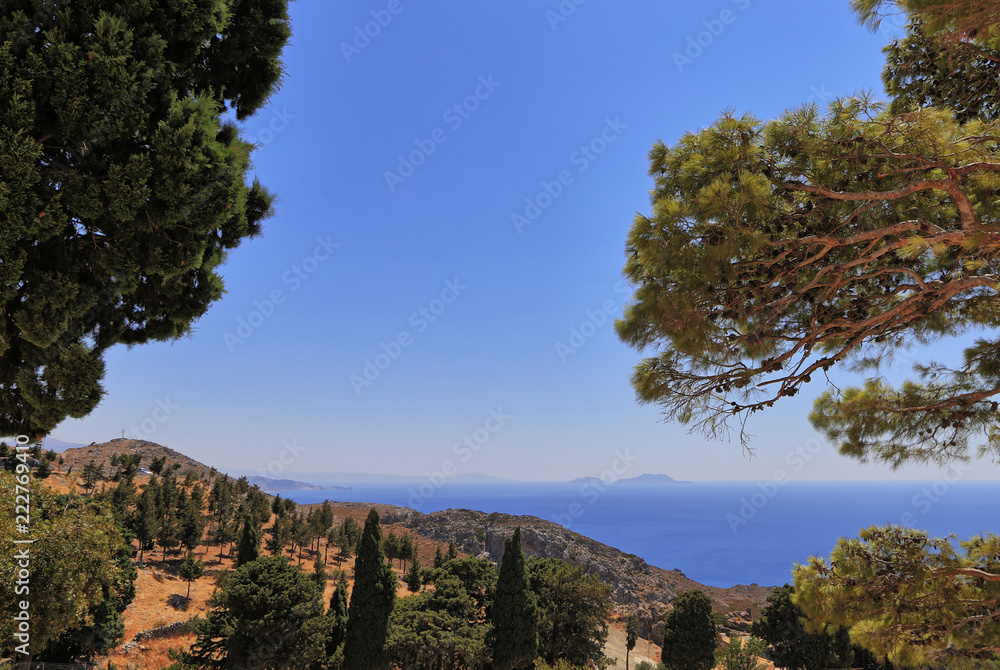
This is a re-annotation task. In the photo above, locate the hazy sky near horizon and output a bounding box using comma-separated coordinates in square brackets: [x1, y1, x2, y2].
[49, 1, 999, 482]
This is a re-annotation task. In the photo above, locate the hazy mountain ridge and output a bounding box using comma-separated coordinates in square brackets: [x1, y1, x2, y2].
[568, 472, 689, 486]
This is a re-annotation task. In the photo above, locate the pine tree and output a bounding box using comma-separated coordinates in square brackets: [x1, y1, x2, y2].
[81, 459, 102, 495]
[405, 555, 422, 594]
[343, 509, 397, 670]
[661, 590, 717, 670]
[433, 545, 444, 569]
[178, 555, 204, 599]
[312, 553, 327, 588]
[235, 515, 260, 568]
[133, 481, 159, 562]
[490, 527, 539, 670]
[1, 0, 292, 438]
[447, 541, 459, 561]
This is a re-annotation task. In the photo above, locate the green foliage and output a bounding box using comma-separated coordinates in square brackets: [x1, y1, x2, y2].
[312, 553, 327, 588]
[387, 575, 489, 668]
[436, 556, 498, 613]
[491, 527, 540, 670]
[343, 509, 396, 670]
[661, 590, 717, 670]
[326, 574, 350, 659]
[179, 555, 205, 598]
[81, 459, 102, 493]
[626, 613, 639, 668]
[334, 516, 363, 562]
[750, 584, 853, 670]
[405, 555, 423, 593]
[715, 637, 767, 670]
[0, 474, 135, 660]
[235, 514, 260, 568]
[527, 557, 613, 667]
[620, 4, 1000, 662]
[150, 456, 167, 476]
[794, 525, 1000, 666]
[187, 555, 328, 669]
[0, 0, 291, 437]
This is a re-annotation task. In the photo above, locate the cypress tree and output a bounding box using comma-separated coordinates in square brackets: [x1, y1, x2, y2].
[661, 590, 717, 670]
[327, 573, 350, 658]
[490, 527, 539, 670]
[235, 514, 260, 568]
[405, 555, 422, 594]
[343, 508, 396, 670]
[626, 613, 638, 669]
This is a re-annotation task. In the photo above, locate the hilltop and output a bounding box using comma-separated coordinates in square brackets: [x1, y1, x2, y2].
[57, 439, 327, 492]
[59, 438, 219, 480]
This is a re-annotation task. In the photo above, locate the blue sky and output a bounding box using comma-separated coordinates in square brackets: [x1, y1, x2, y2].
[51, 0, 998, 482]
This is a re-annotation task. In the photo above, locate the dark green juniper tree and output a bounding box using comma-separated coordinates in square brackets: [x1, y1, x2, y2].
[617, 0, 1000, 665]
[186, 555, 328, 670]
[0, 0, 291, 438]
[660, 590, 717, 670]
[490, 527, 540, 670]
[343, 508, 396, 670]
[750, 584, 853, 670]
[234, 514, 260, 568]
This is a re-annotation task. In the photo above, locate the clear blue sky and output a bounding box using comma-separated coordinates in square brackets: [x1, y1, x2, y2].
[52, 0, 998, 482]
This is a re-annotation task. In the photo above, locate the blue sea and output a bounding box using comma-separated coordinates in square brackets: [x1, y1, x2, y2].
[282, 481, 998, 588]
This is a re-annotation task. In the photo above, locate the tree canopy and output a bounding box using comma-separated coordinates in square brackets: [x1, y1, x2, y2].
[186, 555, 328, 670]
[0, 0, 291, 437]
[617, 0, 1000, 665]
[617, 0, 1000, 465]
[0, 473, 135, 660]
[660, 590, 718, 670]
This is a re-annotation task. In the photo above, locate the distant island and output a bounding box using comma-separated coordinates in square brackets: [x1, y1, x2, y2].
[245, 475, 351, 493]
[568, 473, 690, 486]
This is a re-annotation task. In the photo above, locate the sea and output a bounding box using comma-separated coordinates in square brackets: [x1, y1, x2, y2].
[281, 480, 998, 588]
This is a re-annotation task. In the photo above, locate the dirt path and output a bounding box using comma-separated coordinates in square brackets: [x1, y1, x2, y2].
[603, 624, 661, 669]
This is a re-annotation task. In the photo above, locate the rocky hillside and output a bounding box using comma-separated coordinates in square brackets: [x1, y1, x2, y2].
[56, 440, 773, 640]
[311, 501, 773, 641]
[58, 438, 222, 481]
